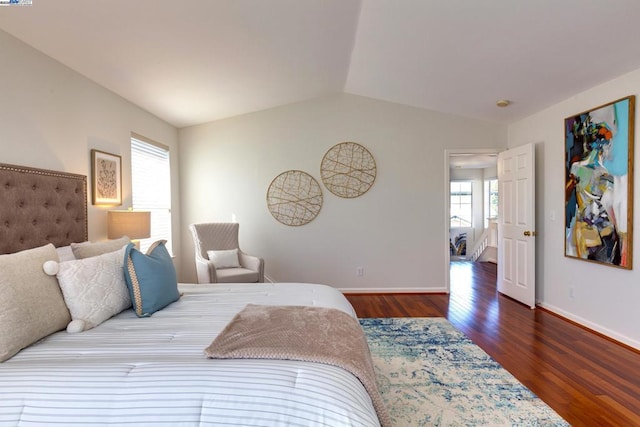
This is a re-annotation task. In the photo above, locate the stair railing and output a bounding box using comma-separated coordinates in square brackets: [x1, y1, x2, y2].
[468, 227, 490, 261]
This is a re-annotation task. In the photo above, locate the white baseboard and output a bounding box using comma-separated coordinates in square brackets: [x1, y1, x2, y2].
[538, 302, 640, 351]
[263, 278, 446, 293]
[339, 286, 448, 294]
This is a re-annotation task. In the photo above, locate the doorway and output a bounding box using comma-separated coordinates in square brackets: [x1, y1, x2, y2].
[445, 144, 537, 308]
[444, 149, 499, 294]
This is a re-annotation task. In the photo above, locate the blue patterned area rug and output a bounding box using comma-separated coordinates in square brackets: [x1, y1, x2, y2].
[360, 318, 569, 427]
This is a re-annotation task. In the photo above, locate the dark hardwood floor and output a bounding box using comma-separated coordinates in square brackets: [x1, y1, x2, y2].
[345, 261, 640, 427]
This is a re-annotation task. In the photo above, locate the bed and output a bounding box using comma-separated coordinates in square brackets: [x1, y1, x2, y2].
[0, 163, 384, 426]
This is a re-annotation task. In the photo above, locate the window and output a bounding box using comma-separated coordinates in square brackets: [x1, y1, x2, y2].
[484, 178, 498, 228]
[131, 134, 172, 254]
[450, 181, 472, 228]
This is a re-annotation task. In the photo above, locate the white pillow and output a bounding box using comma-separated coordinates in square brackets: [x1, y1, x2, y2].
[56, 245, 76, 262]
[207, 249, 241, 269]
[70, 236, 130, 259]
[44, 247, 131, 333]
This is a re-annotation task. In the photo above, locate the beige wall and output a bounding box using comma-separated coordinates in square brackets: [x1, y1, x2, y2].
[0, 30, 181, 269]
[179, 94, 507, 291]
[508, 69, 640, 349]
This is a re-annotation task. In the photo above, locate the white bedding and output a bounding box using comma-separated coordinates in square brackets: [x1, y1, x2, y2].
[0, 283, 380, 427]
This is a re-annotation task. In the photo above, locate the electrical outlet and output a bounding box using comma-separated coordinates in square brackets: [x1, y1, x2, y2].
[569, 287, 575, 298]
[356, 267, 364, 277]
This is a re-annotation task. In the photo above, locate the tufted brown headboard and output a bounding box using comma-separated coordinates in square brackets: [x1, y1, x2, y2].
[0, 163, 88, 254]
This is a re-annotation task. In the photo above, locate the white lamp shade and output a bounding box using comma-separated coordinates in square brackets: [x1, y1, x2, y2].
[108, 210, 151, 240]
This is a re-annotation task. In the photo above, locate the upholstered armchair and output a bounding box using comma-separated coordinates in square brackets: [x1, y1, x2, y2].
[189, 222, 264, 284]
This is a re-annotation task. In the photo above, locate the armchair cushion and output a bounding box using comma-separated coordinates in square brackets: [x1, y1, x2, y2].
[215, 267, 260, 283]
[207, 249, 241, 269]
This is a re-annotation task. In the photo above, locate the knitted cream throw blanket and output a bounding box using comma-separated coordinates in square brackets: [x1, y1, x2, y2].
[204, 304, 391, 427]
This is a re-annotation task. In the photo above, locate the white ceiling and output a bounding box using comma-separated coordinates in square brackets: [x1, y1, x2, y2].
[2, 0, 640, 128]
[449, 154, 497, 170]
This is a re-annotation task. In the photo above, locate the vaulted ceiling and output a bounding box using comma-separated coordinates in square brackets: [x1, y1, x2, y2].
[2, 0, 640, 128]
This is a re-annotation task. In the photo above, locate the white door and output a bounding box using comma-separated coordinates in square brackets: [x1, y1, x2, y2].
[497, 143, 536, 308]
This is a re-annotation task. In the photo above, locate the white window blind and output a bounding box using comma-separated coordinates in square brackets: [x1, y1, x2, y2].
[131, 135, 172, 254]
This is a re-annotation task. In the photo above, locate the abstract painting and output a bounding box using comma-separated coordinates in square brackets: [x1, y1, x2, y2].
[91, 149, 122, 206]
[565, 96, 635, 269]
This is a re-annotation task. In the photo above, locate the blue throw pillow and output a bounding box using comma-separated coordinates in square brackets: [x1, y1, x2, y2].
[123, 240, 180, 317]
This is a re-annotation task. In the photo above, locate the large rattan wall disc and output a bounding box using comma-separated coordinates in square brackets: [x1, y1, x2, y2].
[320, 142, 376, 198]
[266, 170, 323, 226]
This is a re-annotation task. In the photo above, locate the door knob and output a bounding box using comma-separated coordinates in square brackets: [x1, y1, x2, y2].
[524, 231, 531, 236]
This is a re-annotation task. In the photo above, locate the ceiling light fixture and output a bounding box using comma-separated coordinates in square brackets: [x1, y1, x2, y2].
[496, 99, 511, 107]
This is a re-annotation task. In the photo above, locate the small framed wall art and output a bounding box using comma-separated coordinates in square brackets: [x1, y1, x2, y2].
[564, 95, 635, 269]
[91, 149, 122, 206]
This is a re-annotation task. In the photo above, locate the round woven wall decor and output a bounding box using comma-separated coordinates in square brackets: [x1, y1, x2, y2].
[266, 170, 323, 226]
[321, 142, 377, 198]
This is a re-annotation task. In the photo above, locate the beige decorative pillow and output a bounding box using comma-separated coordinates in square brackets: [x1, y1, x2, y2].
[45, 246, 131, 333]
[0, 244, 71, 362]
[71, 236, 130, 259]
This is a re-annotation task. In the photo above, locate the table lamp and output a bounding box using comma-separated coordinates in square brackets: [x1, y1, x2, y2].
[108, 210, 151, 249]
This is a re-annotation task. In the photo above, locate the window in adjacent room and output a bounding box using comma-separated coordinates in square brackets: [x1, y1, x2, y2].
[450, 181, 473, 228]
[131, 134, 172, 254]
[484, 178, 498, 228]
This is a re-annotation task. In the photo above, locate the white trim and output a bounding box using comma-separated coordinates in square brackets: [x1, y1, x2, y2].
[339, 286, 448, 294]
[539, 302, 640, 351]
[131, 132, 169, 151]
